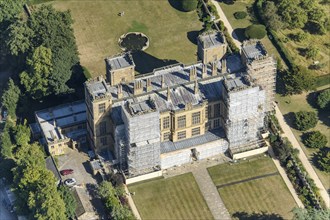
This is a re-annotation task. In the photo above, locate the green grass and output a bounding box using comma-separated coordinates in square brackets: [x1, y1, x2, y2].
[128, 173, 213, 220]
[208, 156, 276, 186]
[275, 86, 330, 191]
[208, 157, 296, 219]
[51, 0, 203, 76]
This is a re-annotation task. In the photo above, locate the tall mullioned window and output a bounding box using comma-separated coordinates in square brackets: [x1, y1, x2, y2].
[208, 105, 212, 118]
[98, 103, 106, 114]
[163, 132, 171, 141]
[100, 137, 107, 146]
[163, 116, 170, 129]
[192, 112, 201, 125]
[191, 127, 200, 136]
[177, 115, 186, 128]
[99, 121, 106, 135]
[214, 103, 220, 117]
[177, 131, 186, 140]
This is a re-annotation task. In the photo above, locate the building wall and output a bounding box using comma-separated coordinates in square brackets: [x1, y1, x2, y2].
[47, 139, 70, 156]
[198, 43, 227, 64]
[107, 67, 135, 86]
[159, 102, 208, 142]
[85, 87, 112, 152]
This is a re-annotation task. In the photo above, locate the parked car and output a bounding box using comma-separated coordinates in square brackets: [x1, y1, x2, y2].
[64, 178, 77, 187]
[60, 169, 73, 176]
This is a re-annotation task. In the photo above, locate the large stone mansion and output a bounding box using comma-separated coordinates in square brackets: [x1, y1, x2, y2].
[32, 31, 276, 178]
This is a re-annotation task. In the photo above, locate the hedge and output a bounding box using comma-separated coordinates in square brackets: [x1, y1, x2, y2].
[234, 11, 247, 19]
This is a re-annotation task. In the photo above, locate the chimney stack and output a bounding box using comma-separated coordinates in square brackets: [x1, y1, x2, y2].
[202, 64, 207, 79]
[161, 75, 165, 88]
[221, 59, 227, 74]
[194, 80, 199, 95]
[212, 61, 217, 76]
[134, 80, 143, 95]
[189, 66, 196, 81]
[117, 84, 123, 99]
[167, 86, 171, 102]
[146, 78, 152, 92]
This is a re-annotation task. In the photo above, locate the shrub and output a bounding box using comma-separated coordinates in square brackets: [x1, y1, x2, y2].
[293, 111, 318, 131]
[234, 11, 247, 19]
[303, 131, 327, 148]
[317, 89, 330, 109]
[305, 45, 319, 59]
[179, 0, 198, 12]
[244, 24, 267, 39]
[315, 147, 330, 173]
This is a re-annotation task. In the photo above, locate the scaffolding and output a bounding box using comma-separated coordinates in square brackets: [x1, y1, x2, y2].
[121, 101, 161, 177]
[222, 75, 266, 151]
[242, 40, 277, 113]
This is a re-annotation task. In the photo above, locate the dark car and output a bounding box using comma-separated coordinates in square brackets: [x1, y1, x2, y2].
[64, 178, 77, 187]
[60, 169, 73, 176]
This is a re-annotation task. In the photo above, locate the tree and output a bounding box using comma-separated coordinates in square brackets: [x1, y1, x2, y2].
[59, 186, 77, 219]
[244, 24, 267, 39]
[179, 0, 198, 12]
[282, 66, 316, 94]
[278, 0, 308, 29]
[1, 78, 20, 118]
[292, 207, 330, 220]
[315, 147, 330, 173]
[262, 1, 284, 31]
[20, 46, 53, 99]
[305, 45, 319, 59]
[303, 131, 327, 148]
[0, 0, 26, 23]
[6, 19, 34, 56]
[27, 5, 79, 95]
[293, 111, 318, 131]
[14, 122, 31, 147]
[317, 89, 330, 109]
[234, 11, 247, 19]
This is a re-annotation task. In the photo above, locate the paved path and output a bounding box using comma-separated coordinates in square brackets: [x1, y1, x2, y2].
[210, 0, 241, 48]
[124, 185, 142, 220]
[164, 154, 231, 220]
[274, 104, 330, 208]
[193, 168, 231, 220]
[268, 146, 305, 208]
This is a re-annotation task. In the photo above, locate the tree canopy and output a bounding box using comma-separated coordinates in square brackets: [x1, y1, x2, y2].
[5, 5, 79, 96]
[282, 66, 316, 94]
[317, 89, 330, 109]
[315, 147, 330, 173]
[292, 207, 330, 220]
[20, 46, 53, 99]
[293, 111, 318, 131]
[245, 24, 267, 39]
[303, 131, 327, 148]
[1, 78, 20, 118]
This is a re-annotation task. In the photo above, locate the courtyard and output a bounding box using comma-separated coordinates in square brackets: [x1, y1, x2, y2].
[51, 0, 203, 76]
[208, 156, 297, 219]
[128, 173, 214, 220]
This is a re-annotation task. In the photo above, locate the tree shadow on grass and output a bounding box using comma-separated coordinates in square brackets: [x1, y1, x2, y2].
[187, 31, 199, 45]
[233, 28, 247, 42]
[131, 50, 179, 75]
[168, 0, 183, 12]
[233, 211, 284, 220]
[283, 112, 297, 130]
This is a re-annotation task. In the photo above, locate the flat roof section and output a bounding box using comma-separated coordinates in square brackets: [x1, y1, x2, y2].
[160, 129, 227, 154]
[105, 53, 135, 71]
[242, 41, 267, 61]
[198, 32, 225, 49]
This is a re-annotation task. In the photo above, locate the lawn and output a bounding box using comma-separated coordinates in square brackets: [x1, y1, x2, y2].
[128, 173, 213, 220]
[51, 0, 203, 76]
[275, 85, 330, 191]
[218, 0, 284, 67]
[208, 156, 297, 219]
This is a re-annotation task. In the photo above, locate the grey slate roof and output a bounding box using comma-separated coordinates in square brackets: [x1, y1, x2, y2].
[105, 53, 135, 71]
[198, 32, 225, 49]
[242, 41, 267, 61]
[160, 129, 227, 154]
